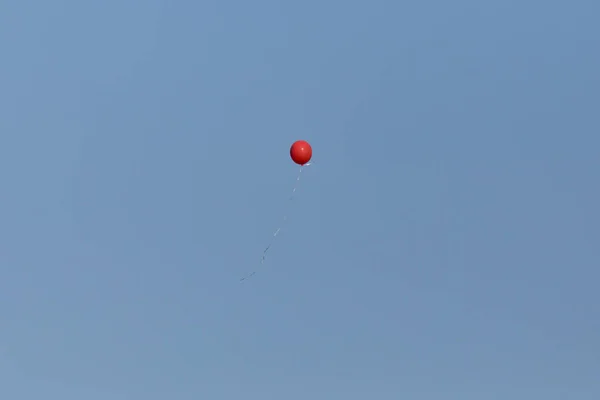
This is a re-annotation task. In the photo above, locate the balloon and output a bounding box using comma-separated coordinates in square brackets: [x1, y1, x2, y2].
[290, 140, 312, 165]
[240, 140, 314, 282]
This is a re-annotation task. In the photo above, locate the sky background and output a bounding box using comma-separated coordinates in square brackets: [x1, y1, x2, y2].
[1, 0, 599, 399]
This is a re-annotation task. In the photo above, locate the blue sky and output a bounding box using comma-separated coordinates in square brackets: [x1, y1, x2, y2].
[1, 0, 599, 399]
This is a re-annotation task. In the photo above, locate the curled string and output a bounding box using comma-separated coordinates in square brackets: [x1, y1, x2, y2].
[240, 163, 311, 282]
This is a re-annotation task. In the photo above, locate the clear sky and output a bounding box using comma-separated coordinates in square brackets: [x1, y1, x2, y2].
[1, 1, 599, 399]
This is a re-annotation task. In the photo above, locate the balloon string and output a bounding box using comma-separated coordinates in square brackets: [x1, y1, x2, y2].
[240, 163, 311, 282]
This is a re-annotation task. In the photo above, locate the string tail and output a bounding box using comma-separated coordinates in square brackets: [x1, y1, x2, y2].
[240, 163, 311, 282]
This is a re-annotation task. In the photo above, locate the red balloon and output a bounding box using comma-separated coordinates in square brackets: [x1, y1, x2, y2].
[290, 140, 312, 165]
